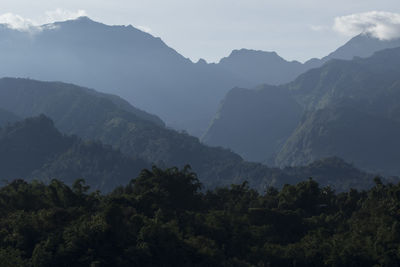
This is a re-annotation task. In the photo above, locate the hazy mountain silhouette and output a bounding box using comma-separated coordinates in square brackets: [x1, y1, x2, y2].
[202, 85, 302, 162]
[1, 17, 399, 137]
[217, 49, 305, 86]
[0, 17, 247, 136]
[203, 47, 400, 176]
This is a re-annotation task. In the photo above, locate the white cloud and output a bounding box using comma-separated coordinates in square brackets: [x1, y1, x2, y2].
[333, 11, 400, 40]
[43, 9, 87, 24]
[0, 9, 88, 32]
[0, 13, 37, 31]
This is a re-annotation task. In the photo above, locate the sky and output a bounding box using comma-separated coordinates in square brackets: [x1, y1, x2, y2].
[0, 0, 399, 63]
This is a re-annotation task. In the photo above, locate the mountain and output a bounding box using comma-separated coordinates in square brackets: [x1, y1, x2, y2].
[1, 18, 399, 137]
[217, 49, 306, 86]
[216, 34, 400, 88]
[0, 17, 248, 136]
[322, 33, 400, 61]
[204, 47, 400, 177]
[0, 115, 148, 191]
[202, 85, 302, 162]
[276, 47, 400, 175]
[0, 77, 377, 191]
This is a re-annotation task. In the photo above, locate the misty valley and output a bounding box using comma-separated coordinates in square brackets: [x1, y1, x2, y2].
[0, 12, 400, 267]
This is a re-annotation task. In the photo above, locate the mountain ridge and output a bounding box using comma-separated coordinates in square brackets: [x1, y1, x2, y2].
[1, 17, 400, 136]
[203, 47, 400, 177]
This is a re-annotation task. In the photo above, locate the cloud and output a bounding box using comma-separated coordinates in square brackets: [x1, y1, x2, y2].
[0, 13, 37, 31]
[0, 9, 88, 32]
[333, 11, 400, 40]
[43, 9, 87, 24]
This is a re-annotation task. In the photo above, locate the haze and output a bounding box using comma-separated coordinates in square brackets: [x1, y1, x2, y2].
[1, 0, 400, 63]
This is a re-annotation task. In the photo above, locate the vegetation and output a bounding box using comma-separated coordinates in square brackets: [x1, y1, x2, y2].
[0, 115, 148, 192]
[0, 81, 378, 191]
[0, 167, 399, 266]
[0, 115, 377, 192]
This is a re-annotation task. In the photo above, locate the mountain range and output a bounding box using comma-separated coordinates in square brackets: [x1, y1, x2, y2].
[0, 78, 377, 191]
[1, 17, 400, 137]
[203, 47, 400, 177]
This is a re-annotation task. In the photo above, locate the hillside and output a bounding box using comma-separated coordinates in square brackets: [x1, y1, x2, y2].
[203, 47, 400, 176]
[0, 17, 247, 136]
[202, 85, 302, 162]
[0, 115, 148, 191]
[0, 78, 376, 191]
[1, 18, 399, 136]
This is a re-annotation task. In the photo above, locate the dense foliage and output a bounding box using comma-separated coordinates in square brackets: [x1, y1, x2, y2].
[0, 166, 399, 266]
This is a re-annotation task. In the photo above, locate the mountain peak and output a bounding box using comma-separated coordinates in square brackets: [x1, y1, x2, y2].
[228, 49, 279, 58]
[196, 58, 208, 64]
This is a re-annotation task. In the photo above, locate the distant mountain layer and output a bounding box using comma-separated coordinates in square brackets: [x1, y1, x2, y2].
[215, 34, 400, 86]
[203, 47, 400, 177]
[1, 17, 399, 136]
[0, 78, 376, 191]
[218, 49, 305, 86]
[0, 17, 247, 136]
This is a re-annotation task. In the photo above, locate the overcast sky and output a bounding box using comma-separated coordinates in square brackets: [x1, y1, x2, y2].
[0, 0, 399, 63]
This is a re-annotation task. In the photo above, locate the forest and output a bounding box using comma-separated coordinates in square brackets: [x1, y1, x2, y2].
[0, 166, 398, 266]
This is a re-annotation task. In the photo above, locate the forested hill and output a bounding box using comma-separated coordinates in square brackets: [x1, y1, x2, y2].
[0, 167, 398, 266]
[0, 115, 149, 191]
[0, 79, 378, 191]
[0, 114, 377, 192]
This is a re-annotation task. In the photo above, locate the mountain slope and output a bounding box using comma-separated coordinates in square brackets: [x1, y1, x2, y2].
[202, 86, 302, 162]
[276, 47, 400, 174]
[0, 78, 376, 191]
[0, 17, 247, 136]
[205, 47, 400, 176]
[203, 36, 400, 160]
[203, 48, 400, 175]
[0, 115, 148, 191]
[1, 18, 399, 137]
